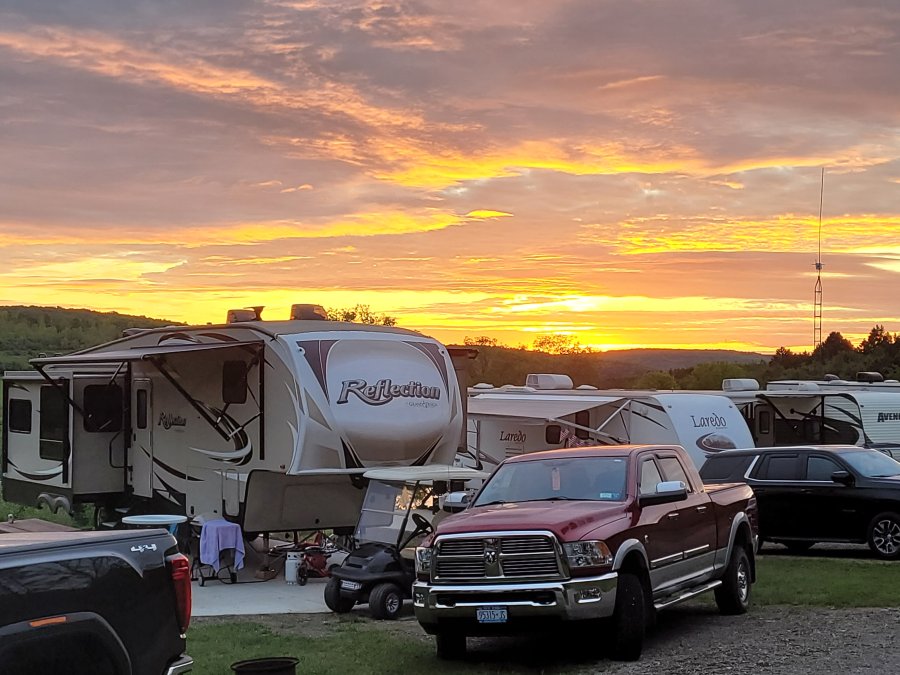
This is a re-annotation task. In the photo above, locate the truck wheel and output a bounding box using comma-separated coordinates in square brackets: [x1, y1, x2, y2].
[324, 577, 355, 613]
[868, 512, 900, 560]
[609, 572, 645, 661]
[435, 631, 466, 660]
[368, 582, 404, 620]
[715, 545, 751, 615]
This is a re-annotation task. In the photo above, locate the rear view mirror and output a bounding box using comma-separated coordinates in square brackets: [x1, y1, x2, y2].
[639, 480, 688, 507]
[442, 491, 470, 513]
[222, 361, 248, 404]
[546, 425, 561, 444]
[831, 470, 853, 486]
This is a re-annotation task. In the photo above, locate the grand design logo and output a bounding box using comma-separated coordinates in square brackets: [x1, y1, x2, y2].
[337, 379, 441, 406]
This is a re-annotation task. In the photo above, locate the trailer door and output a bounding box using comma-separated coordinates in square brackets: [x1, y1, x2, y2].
[131, 379, 153, 498]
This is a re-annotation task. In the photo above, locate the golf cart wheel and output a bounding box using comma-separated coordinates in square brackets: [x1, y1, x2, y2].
[435, 631, 466, 660]
[324, 577, 355, 613]
[368, 582, 404, 620]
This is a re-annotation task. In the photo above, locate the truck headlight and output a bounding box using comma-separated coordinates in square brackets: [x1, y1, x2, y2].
[415, 546, 433, 576]
[563, 540, 613, 568]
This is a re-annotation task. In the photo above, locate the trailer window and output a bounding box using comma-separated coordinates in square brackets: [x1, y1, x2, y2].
[83, 384, 123, 433]
[8, 398, 32, 433]
[574, 410, 590, 440]
[136, 389, 148, 429]
[39, 386, 68, 461]
[222, 361, 248, 404]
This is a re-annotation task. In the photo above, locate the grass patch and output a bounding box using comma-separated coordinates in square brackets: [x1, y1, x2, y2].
[753, 555, 900, 607]
[187, 620, 487, 675]
[0, 494, 88, 528]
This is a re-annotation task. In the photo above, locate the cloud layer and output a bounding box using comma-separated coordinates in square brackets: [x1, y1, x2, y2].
[2, 0, 899, 353]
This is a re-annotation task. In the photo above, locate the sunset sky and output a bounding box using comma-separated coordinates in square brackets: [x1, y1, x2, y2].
[2, 1, 899, 354]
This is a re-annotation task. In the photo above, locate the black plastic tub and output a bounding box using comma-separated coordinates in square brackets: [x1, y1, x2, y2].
[230, 657, 299, 675]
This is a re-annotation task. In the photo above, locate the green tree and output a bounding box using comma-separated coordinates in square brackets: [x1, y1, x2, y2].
[632, 371, 678, 389]
[681, 362, 753, 390]
[812, 331, 854, 361]
[325, 304, 397, 326]
[532, 334, 587, 355]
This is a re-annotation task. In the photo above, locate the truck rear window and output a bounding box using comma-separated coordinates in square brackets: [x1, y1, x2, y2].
[699, 455, 753, 482]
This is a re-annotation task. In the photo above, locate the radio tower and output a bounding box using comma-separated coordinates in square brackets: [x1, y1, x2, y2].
[813, 168, 825, 350]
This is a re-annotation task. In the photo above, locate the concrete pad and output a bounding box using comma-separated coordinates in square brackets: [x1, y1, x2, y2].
[190, 536, 346, 617]
[192, 575, 331, 617]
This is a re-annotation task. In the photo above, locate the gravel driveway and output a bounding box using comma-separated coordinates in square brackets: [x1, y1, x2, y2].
[202, 603, 900, 674]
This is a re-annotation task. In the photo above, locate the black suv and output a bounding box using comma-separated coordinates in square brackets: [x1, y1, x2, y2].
[700, 445, 900, 559]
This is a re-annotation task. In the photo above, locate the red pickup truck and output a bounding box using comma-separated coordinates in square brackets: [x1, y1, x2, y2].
[413, 445, 757, 661]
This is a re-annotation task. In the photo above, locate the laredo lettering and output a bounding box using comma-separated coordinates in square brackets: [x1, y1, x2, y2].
[500, 430, 527, 443]
[337, 378, 441, 406]
[877, 412, 900, 423]
[158, 412, 187, 429]
[690, 413, 727, 429]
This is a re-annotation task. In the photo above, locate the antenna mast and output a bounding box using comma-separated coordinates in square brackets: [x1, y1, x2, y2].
[813, 167, 825, 350]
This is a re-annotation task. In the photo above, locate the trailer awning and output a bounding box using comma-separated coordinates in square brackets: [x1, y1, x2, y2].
[31, 341, 263, 366]
[468, 396, 619, 420]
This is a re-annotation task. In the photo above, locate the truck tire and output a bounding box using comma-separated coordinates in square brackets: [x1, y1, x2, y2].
[324, 577, 355, 613]
[435, 631, 466, 660]
[368, 582, 403, 620]
[715, 545, 751, 615]
[868, 512, 900, 560]
[609, 572, 645, 661]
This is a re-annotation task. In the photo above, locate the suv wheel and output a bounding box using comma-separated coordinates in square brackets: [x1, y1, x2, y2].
[868, 512, 900, 560]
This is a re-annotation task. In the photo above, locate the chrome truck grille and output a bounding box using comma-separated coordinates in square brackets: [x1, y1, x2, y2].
[433, 532, 563, 582]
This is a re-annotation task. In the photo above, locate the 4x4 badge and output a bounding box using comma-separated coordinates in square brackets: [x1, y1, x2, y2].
[130, 544, 157, 553]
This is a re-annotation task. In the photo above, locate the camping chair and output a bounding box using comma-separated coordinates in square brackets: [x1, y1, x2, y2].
[191, 519, 245, 585]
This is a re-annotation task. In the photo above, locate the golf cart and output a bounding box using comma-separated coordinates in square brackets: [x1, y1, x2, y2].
[325, 465, 487, 619]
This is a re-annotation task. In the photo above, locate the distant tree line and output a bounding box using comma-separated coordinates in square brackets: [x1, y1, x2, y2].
[463, 325, 900, 390]
[0, 306, 178, 371]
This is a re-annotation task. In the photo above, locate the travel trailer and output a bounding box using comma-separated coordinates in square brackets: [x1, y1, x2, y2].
[461, 374, 755, 471]
[720, 378, 900, 449]
[1, 305, 466, 534]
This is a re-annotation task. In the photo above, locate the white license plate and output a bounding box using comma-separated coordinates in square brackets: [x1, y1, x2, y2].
[341, 580, 362, 591]
[476, 606, 507, 624]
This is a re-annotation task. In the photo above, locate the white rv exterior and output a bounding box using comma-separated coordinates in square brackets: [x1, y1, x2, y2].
[462, 378, 754, 471]
[2, 316, 464, 532]
[723, 380, 900, 449]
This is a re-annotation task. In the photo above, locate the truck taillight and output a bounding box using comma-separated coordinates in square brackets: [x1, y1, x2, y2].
[168, 553, 192, 633]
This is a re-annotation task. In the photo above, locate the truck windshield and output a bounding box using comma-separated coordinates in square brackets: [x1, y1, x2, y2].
[355, 480, 433, 545]
[837, 449, 900, 478]
[474, 456, 628, 505]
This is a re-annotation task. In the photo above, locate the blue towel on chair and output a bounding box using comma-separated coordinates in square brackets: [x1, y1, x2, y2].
[199, 519, 245, 572]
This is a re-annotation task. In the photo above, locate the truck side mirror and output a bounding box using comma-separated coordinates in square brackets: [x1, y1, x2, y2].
[442, 491, 470, 513]
[545, 425, 561, 444]
[639, 480, 688, 507]
[831, 470, 853, 486]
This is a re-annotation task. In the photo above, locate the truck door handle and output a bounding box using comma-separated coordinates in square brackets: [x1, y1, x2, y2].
[696, 506, 708, 513]
[667, 513, 680, 520]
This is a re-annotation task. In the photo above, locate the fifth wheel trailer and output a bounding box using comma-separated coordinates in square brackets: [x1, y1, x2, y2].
[1, 306, 466, 534]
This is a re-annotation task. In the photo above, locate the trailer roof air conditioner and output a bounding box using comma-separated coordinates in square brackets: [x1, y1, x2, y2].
[290, 304, 328, 321]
